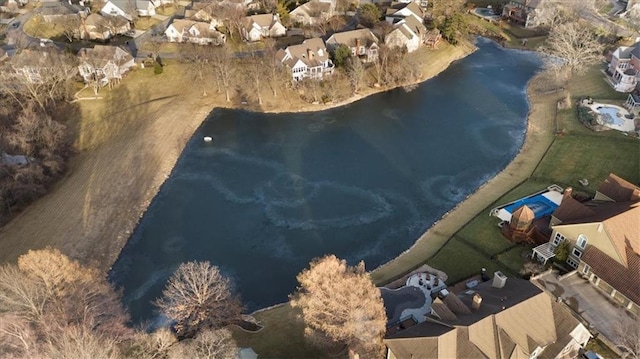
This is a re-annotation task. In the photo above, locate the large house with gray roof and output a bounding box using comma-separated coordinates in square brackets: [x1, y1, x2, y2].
[276, 38, 334, 81]
[77, 45, 135, 88]
[326, 29, 379, 63]
[164, 19, 226, 45]
[384, 276, 591, 359]
[532, 174, 640, 315]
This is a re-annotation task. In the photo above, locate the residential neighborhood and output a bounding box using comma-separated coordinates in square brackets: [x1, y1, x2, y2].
[0, 0, 638, 357]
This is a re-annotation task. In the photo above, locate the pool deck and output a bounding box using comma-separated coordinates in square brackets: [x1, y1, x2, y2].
[589, 103, 636, 132]
[490, 185, 563, 222]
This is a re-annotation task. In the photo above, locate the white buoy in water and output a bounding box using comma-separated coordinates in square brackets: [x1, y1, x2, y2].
[204, 136, 213, 142]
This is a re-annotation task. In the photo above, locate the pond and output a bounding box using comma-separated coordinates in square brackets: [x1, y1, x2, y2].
[109, 38, 543, 323]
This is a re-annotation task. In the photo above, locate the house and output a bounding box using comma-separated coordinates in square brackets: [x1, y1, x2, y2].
[77, 45, 135, 87]
[606, 39, 640, 93]
[276, 37, 334, 81]
[40, 1, 87, 22]
[384, 275, 591, 359]
[184, 2, 224, 26]
[501, 0, 557, 28]
[385, 15, 425, 53]
[241, 13, 286, 42]
[385, 1, 424, 24]
[326, 29, 379, 63]
[101, 0, 157, 20]
[532, 174, 640, 315]
[80, 13, 130, 41]
[290, 0, 332, 26]
[164, 19, 226, 45]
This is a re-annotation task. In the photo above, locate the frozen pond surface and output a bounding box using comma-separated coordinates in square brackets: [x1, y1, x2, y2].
[109, 38, 543, 321]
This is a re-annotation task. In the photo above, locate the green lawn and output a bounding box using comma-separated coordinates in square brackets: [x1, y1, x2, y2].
[531, 136, 640, 194]
[495, 246, 533, 274]
[568, 65, 629, 101]
[231, 304, 331, 359]
[427, 237, 512, 285]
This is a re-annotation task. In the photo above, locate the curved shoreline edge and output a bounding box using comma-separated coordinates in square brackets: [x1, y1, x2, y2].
[370, 66, 560, 285]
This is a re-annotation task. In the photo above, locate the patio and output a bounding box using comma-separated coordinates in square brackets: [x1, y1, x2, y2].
[533, 270, 630, 345]
[588, 102, 635, 132]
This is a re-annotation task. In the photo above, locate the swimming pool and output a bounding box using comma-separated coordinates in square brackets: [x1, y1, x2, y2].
[492, 188, 563, 222]
[596, 106, 625, 126]
[503, 194, 559, 218]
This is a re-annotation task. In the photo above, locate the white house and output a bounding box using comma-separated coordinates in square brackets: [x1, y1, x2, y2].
[101, 0, 157, 21]
[241, 13, 286, 42]
[164, 19, 226, 45]
[276, 37, 334, 81]
[385, 1, 424, 24]
[290, 0, 332, 26]
[325, 29, 379, 63]
[77, 45, 135, 87]
[385, 15, 425, 53]
[606, 39, 640, 93]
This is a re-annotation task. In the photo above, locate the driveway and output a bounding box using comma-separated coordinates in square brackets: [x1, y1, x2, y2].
[533, 271, 629, 342]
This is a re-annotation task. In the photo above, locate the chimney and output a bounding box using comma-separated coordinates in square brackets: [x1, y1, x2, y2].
[492, 271, 507, 289]
[355, 38, 361, 55]
[307, 48, 314, 59]
[471, 293, 482, 310]
[563, 187, 573, 200]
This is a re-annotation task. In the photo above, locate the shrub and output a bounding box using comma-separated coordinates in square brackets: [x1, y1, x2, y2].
[154, 62, 163, 75]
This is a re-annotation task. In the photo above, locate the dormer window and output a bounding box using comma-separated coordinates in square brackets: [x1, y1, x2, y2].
[318, 49, 324, 56]
[577, 234, 588, 249]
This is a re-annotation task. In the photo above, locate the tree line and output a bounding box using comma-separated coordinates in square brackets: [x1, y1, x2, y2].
[0, 249, 387, 358]
[0, 50, 79, 226]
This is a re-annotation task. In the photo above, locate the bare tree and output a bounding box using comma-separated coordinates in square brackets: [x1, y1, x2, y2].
[6, 106, 67, 159]
[169, 328, 238, 359]
[210, 47, 237, 102]
[262, 38, 288, 98]
[614, 316, 640, 359]
[181, 44, 213, 97]
[58, 15, 82, 43]
[540, 21, 604, 76]
[243, 52, 265, 105]
[345, 57, 366, 94]
[290, 255, 387, 358]
[127, 328, 177, 359]
[0, 249, 133, 357]
[154, 261, 243, 337]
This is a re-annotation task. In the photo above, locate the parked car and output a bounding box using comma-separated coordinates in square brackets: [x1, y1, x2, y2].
[10, 21, 20, 28]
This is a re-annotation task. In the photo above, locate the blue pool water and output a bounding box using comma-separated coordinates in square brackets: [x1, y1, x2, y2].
[503, 194, 559, 218]
[596, 106, 625, 126]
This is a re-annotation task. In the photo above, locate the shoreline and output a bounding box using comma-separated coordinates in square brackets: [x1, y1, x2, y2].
[0, 40, 477, 272]
[370, 66, 561, 285]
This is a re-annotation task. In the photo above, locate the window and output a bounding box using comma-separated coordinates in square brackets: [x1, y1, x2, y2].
[567, 257, 579, 268]
[577, 234, 588, 249]
[552, 232, 565, 246]
[581, 264, 591, 275]
[572, 248, 583, 258]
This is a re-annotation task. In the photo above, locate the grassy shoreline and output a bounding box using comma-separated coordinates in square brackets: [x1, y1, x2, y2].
[370, 68, 562, 284]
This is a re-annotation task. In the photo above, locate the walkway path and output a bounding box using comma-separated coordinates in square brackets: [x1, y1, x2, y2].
[371, 70, 564, 285]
